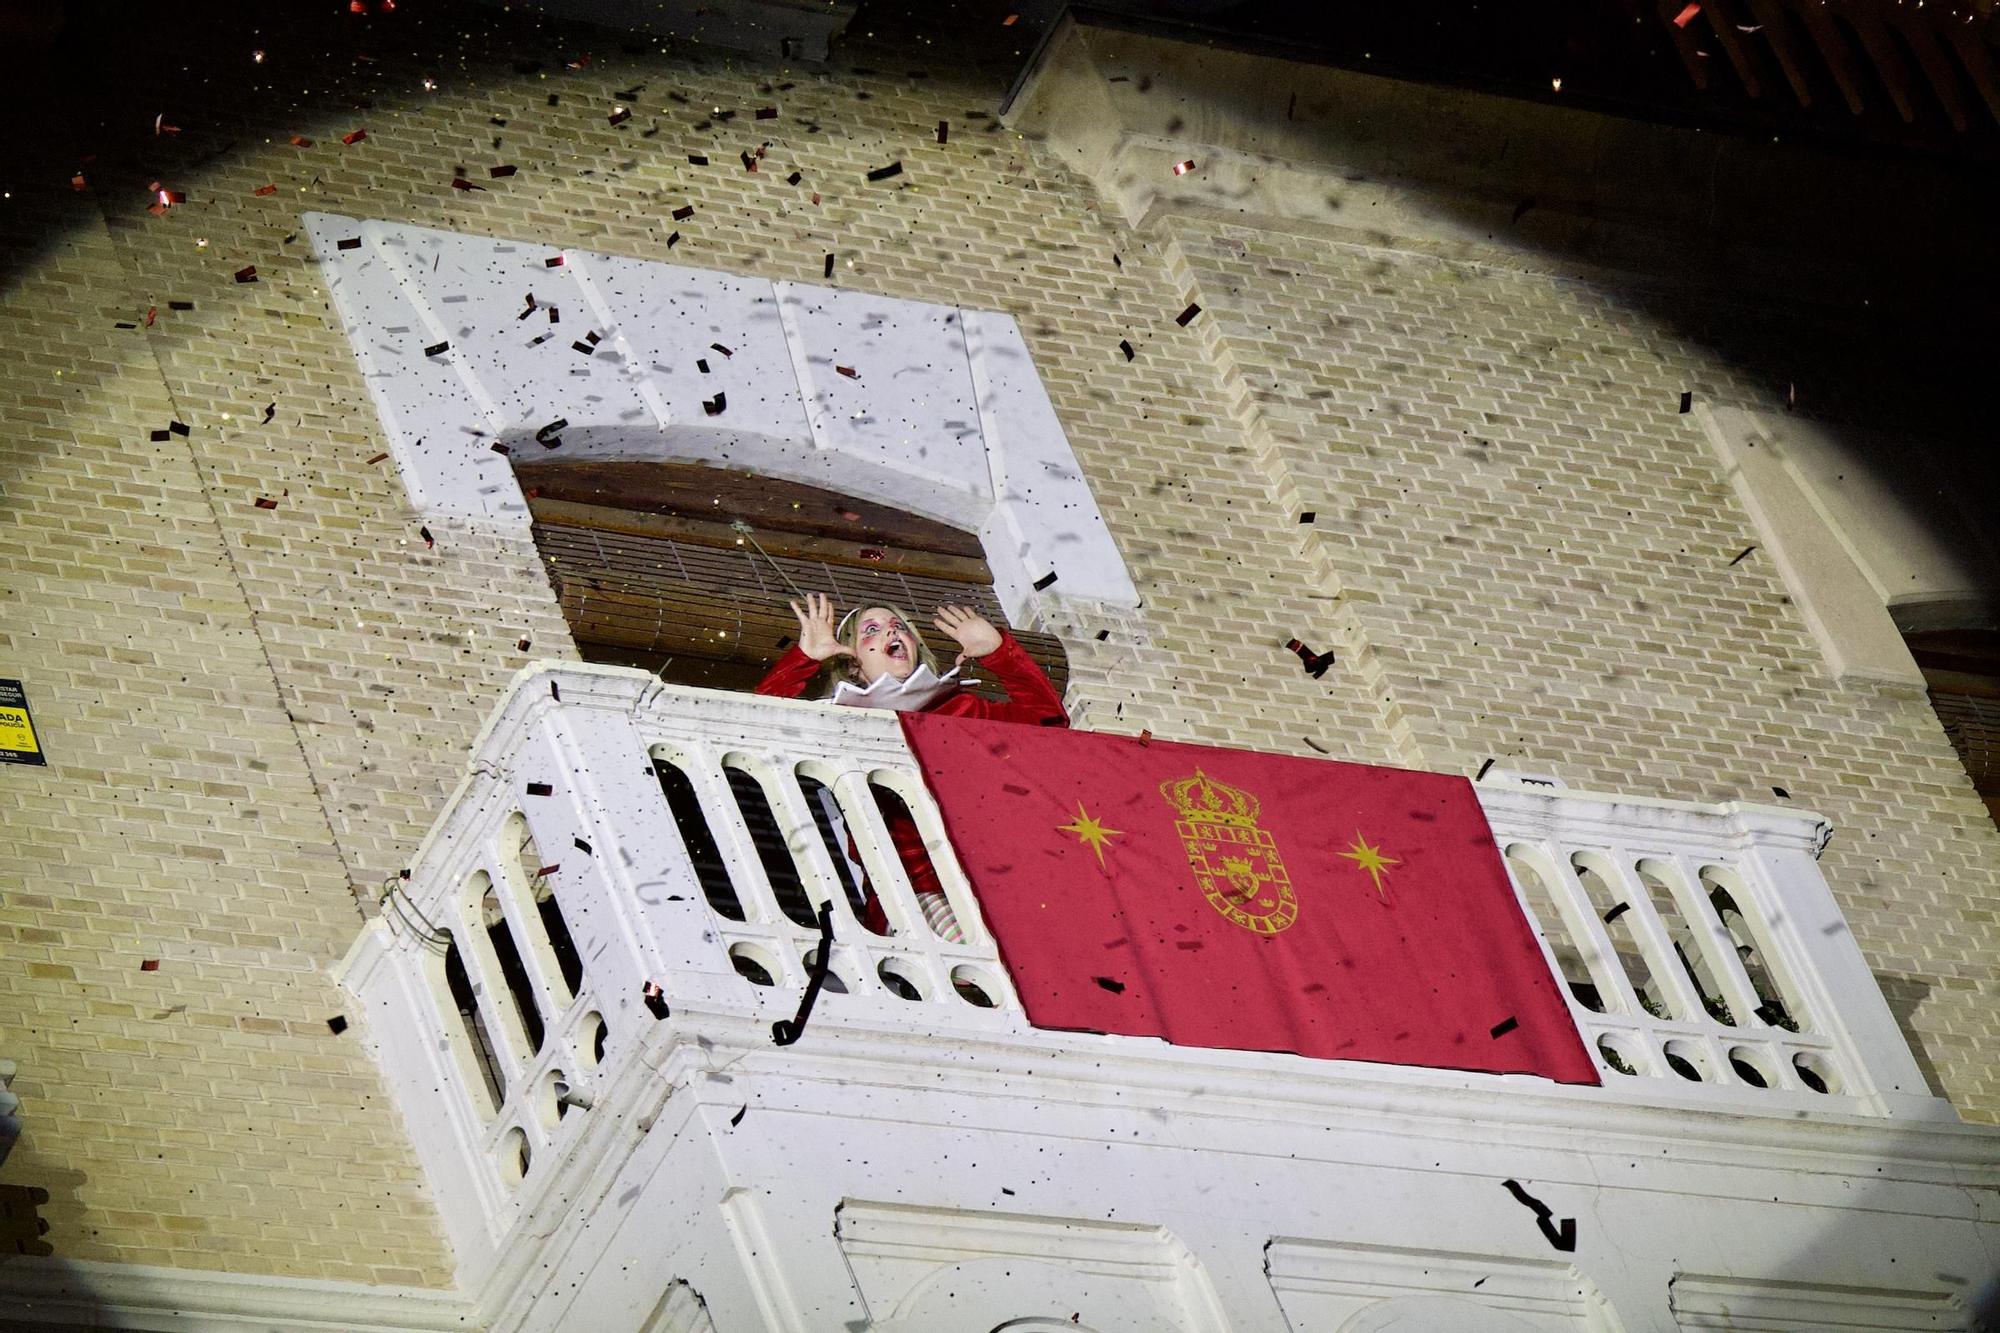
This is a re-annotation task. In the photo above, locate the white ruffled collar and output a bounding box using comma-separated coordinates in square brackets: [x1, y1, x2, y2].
[830, 662, 977, 712]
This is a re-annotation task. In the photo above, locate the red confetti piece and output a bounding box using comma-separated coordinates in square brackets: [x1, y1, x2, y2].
[141, 959, 160, 971]
[837, 509, 860, 522]
[70, 173, 87, 192]
[254, 497, 279, 509]
[835, 365, 858, 378]
[234, 266, 258, 283]
[1173, 159, 1195, 175]
[253, 184, 277, 196]
[608, 107, 631, 126]
[1003, 12, 1018, 24]
[144, 306, 157, 327]
[489, 164, 517, 178]
[154, 114, 181, 136]
[450, 178, 485, 191]
[1137, 730, 1153, 745]
[517, 637, 532, 652]
[419, 525, 435, 548]
[859, 547, 884, 561]
[544, 255, 565, 267]
[289, 135, 313, 147]
[535, 864, 560, 879]
[342, 129, 367, 145]
[366, 452, 389, 464]
[1673, 2, 1701, 26]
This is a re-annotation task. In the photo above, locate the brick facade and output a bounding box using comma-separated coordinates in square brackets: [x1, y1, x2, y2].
[1, 5, 1993, 1285]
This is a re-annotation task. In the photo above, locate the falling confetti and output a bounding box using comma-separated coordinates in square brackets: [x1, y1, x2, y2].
[1285, 638, 1335, 679]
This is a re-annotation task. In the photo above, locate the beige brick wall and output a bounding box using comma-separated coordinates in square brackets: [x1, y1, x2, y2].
[1157, 210, 2000, 1115]
[0, 200, 457, 1283]
[1, 6, 1994, 1288]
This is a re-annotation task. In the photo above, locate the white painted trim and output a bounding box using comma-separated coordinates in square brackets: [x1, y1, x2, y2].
[305, 214, 1142, 621]
[1696, 405, 1926, 688]
[0, 1257, 474, 1332]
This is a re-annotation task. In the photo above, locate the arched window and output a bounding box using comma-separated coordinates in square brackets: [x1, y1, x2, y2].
[522, 461, 1068, 695]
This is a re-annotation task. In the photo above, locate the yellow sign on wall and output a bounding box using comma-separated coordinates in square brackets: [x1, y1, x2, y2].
[0, 680, 46, 766]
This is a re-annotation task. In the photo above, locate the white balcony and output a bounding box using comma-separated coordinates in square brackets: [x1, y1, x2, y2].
[337, 665, 1994, 1332]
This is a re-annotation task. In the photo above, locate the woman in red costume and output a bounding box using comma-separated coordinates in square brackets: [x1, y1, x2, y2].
[755, 592, 1067, 938]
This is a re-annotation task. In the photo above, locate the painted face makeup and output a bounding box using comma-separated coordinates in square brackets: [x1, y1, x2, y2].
[853, 607, 919, 684]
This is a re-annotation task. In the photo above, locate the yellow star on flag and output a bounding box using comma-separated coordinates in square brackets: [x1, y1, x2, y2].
[1057, 801, 1124, 869]
[1339, 832, 1400, 898]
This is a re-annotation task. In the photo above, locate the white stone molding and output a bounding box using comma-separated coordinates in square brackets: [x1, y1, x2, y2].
[1695, 405, 1929, 688]
[1266, 1240, 1611, 1332]
[837, 1202, 1227, 1333]
[304, 213, 1140, 630]
[1668, 1273, 1965, 1330]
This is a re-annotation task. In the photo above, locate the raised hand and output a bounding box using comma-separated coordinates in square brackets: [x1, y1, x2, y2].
[789, 592, 854, 663]
[932, 605, 1002, 666]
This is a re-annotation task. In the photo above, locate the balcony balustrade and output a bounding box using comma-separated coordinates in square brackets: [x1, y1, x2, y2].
[337, 662, 1951, 1291]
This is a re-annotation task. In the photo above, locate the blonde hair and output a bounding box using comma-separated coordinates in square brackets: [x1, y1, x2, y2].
[827, 603, 941, 692]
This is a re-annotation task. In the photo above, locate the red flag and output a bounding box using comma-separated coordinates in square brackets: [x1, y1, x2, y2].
[900, 716, 1598, 1084]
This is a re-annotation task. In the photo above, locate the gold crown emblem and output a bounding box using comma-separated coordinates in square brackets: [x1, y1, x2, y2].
[1159, 769, 1261, 828]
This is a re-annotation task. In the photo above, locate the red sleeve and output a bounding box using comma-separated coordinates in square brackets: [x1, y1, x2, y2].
[964, 632, 1068, 728]
[754, 646, 822, 699]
